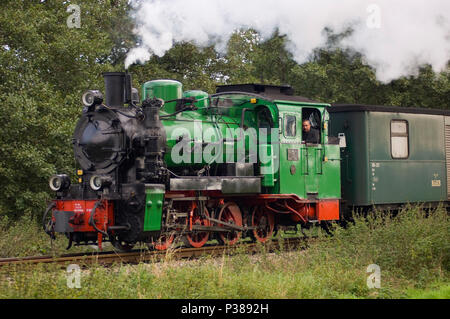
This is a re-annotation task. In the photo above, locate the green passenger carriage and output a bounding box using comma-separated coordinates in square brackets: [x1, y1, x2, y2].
[329, 104, 450, 211]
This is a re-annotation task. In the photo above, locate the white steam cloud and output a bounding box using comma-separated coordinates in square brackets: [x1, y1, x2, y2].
[125, 0, 450, 82]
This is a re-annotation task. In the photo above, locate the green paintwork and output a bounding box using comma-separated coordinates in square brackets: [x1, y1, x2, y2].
[260, 144, 275, 187]
[277, 102, 341, 199]
[319, 144, 341, 198]
[143, 184, 165, 231]
[160, 94, 279, 173]
[141, 80, 183, 114]
[305, 145, 320, 193]
[183, 90, 210, 108]
[140, 81, 341, 199]
[329, 110, 447, 206]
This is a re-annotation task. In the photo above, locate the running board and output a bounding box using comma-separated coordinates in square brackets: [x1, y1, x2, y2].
[170, 177, 261, 194]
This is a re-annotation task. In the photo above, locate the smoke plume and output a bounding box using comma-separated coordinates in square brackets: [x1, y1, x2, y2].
[125, 0, 450, 82]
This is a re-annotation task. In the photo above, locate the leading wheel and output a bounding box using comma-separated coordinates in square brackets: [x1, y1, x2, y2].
[150, 233, 175, 251]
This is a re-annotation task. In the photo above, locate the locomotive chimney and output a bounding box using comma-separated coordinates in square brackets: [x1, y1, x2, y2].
[103, 72, 126, 107]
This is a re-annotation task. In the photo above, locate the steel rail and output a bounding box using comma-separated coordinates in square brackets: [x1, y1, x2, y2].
[0, 237, 312, 268]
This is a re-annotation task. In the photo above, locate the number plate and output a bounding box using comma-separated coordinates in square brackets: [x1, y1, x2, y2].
[287, 149, 299, 161]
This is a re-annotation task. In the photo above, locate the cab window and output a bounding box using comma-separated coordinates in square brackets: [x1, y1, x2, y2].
[284, 115, 296, 137]
[302, 108, 322, 144]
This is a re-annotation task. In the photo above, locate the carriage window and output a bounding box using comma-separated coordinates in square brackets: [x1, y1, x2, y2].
[391, 120, 409, 159]
[284, 115, 296, 137]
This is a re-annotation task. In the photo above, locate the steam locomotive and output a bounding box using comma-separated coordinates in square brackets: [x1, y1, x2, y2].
[44, 72, 450, 251]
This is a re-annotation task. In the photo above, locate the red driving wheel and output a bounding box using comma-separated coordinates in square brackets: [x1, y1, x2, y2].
[251, 206, 275, 243]
[217, 202, 242, 245]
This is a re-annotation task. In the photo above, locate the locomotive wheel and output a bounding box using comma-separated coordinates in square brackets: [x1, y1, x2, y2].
[185, 208, 210, 248]
[251, 206, 275, 243]
[153, 233, 175, 251]
[217, 202, 242, 246]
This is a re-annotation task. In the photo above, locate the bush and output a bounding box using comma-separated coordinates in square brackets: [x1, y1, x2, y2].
[317, 205, 449, 286]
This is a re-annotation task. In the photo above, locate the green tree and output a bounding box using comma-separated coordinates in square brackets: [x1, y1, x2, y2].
[252, 30, 297, 85]
[222, 29, 260, 84]
[382, 65, 450, 108]
[289, 47, 381, 104]
[0, 0, 132, 218]
[287, 27, 449, 107]
[129, 41, 229, 94]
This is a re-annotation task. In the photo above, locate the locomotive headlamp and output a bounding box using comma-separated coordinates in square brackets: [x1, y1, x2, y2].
[82, 90, 103, 107]
[90, 175, 102, 191]
[89, 175, 112, 191]
[49, 174, 71, 192]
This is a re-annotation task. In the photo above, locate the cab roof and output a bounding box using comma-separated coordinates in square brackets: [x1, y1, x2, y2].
[216, 83, 327, 105]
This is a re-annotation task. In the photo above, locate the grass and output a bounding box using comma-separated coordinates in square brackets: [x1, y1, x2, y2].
[0, 205, 448, 298]
[0, 213, 99, 257]
[406, 284, 450, 299]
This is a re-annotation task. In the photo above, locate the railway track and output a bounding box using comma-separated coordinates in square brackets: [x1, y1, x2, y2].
[0, 237, 310, 268]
